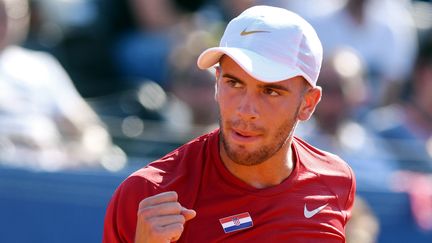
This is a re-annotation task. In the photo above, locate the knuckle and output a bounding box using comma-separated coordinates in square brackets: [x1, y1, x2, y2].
[137, 205, 157, 218]
[139, 196, 154, 208]
[138, 199, 147, 208]
[174, 223, 184, 232]
[177, 215, 186, 224]
[174, 202, 182, 209]
[167, 191, 178, 198]
[137, 207, 150, 218]
[147, 218, 164, 233]
[152, 224, 164, 234]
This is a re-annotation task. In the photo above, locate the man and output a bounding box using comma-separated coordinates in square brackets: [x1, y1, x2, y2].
[103, 5, 355, 242]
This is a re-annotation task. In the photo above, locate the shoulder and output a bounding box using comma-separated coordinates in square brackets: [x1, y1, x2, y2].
[293, 136, 354, 180]
[293, 136, 356, 221]
[117, 129, 220, 197]
[104, 130, 219, 241]
[293, 136, 356, 200]
[146, 129, 218, 174]
[105, 130, 219, 217]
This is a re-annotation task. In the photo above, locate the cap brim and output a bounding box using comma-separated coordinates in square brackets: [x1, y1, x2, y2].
[197, 47, 310, 85]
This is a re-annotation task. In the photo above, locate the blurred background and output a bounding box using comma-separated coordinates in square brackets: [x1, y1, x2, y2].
[0, 0, 431, 242]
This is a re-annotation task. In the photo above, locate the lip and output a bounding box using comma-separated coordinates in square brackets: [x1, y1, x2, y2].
[230, 129, 261, 143]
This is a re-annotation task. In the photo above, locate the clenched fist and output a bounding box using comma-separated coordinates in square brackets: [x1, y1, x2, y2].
[134, 191, 196, 243]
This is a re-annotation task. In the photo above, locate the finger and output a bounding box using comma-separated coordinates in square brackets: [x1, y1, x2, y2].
[134, 218, 184, 243]
[181, 208, 196, 222]
[139, 191, 178, 208]
[149, 214, 186, 228]
[162, 223, 185, 242]
[138, 201, 183, 218]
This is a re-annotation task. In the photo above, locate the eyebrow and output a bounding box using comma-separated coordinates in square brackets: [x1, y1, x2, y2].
[222, 74, 242, 82]
[259, 83, 290, 92]
[222, 74, 290, 92]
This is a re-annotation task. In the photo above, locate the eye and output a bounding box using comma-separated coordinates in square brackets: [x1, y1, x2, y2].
[226, 79, 243, 88]
[263, 88, 280, 96]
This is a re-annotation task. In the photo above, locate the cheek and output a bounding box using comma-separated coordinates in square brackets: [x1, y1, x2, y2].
[216, 95, 234, 119]
[215, 85, 235, 109]
[262, 101, 297, 124]
[215, 89, 229, 118]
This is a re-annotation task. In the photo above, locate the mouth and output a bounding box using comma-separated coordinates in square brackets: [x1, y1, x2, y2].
[234, 130, 255, 137]
[230, 128, 261, 143]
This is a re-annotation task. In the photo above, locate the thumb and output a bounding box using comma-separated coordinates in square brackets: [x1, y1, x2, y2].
[181, 207, 196, 222]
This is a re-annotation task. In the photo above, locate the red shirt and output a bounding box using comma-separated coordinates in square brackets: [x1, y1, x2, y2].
[103, 129, 356, 242]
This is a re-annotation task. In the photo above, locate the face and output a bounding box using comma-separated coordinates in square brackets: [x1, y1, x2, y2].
[216, 56, 320, 166]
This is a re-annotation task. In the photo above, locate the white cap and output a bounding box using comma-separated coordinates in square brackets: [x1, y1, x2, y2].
[197, 5, 323, 86]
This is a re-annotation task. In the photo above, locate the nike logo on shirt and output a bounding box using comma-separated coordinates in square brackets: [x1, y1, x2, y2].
[304, 203, 328, 218]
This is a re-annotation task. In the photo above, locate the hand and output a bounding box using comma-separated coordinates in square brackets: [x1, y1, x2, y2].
[134, 191, 196, 243]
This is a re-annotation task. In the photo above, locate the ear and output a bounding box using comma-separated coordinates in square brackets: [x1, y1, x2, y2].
[298, 86, 322, 121]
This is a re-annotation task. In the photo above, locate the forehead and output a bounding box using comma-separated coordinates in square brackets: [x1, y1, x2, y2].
[219, 55, 307, 88]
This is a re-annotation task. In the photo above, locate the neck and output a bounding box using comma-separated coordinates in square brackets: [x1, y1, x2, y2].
[219, 139, 295, 189]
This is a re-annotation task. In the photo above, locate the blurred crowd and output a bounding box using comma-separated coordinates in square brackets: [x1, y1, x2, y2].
[0, 0, 432, 241]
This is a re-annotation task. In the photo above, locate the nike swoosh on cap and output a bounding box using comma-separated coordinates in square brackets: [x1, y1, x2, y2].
[240, 28, 271, 36]
[304, 203, 328, 218]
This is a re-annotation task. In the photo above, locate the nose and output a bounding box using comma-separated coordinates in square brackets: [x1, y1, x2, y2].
[236, 92, 259, 120]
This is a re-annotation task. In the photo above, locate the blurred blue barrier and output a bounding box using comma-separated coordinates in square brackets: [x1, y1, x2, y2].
[0, 167, 129, 243]
[0, 166, 431, 242]
[358, 190, 432, 242]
